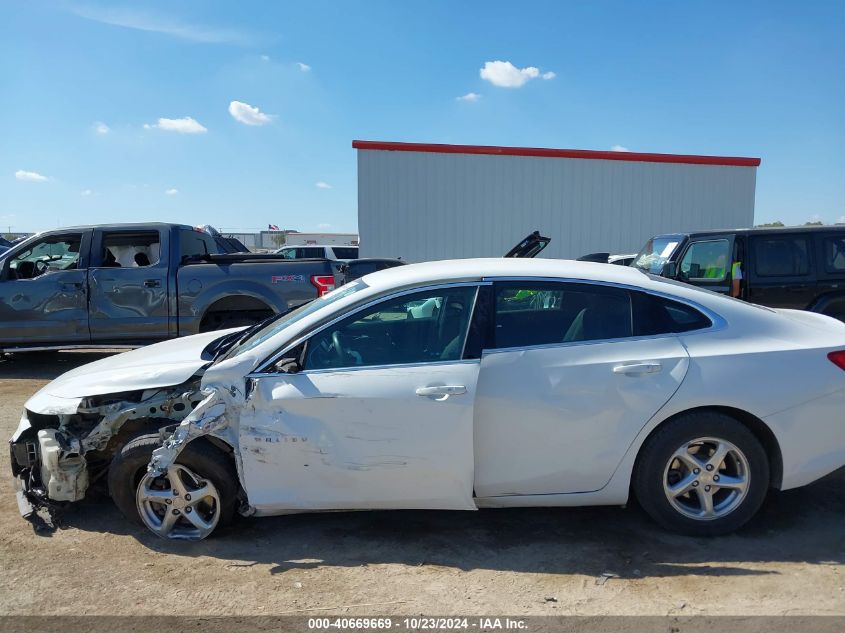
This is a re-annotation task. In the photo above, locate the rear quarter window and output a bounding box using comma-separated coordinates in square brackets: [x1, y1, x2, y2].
[332, 247, 359, 259]
[632, 292, 712, 335]
[822, 235, 845, 273]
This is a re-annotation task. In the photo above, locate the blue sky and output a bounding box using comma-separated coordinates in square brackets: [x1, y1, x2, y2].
[1, 0, 843, 234]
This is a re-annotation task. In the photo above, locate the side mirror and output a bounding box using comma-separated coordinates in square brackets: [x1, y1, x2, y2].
[663, 262, 678, 278]
[276, 358, 302, 374]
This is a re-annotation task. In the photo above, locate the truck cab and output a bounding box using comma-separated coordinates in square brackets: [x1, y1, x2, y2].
[633, 226, 845, 320]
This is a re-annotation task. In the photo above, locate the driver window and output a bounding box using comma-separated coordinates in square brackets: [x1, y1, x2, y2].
[303, 286, 478, 371]
[678, 239, 730, 281]
[9, 234, 83, 280]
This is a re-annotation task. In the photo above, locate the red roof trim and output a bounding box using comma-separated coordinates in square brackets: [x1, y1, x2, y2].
[352, 140, 761, 167]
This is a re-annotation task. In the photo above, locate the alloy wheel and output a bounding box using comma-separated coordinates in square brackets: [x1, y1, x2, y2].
[136, 464, 221, 540]
[662, 436, 750, 521]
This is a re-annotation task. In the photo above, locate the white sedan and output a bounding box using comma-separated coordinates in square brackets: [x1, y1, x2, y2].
[10, 259, 845, 539]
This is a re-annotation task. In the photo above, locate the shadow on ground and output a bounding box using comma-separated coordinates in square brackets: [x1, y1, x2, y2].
[0, 351, 122, 380]
[58, 466, 845, 581]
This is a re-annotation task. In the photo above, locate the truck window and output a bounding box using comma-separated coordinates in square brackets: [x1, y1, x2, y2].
[332, 247, 359, 259]
[753, 236, 811, 277]
[822, 235, 845, 273]
[100, 231, 160, 268]
[180, 229, 215, 259]
[678, 239, 730, 281]
[299, 247, 324, 258]
[9, 234, 83, 279]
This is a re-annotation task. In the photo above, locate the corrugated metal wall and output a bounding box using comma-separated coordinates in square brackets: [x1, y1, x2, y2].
[357, 150, 757, 262]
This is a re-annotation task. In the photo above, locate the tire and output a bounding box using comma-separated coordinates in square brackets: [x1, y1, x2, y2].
[633, 411, 770, 536]
[108, 434, 238, 537]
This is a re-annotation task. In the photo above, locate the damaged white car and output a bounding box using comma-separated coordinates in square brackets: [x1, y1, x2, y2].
[10, 258, 845, 539]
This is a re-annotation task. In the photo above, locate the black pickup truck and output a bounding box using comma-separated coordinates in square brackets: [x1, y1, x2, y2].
[632, 225, 845, 321]
[0, 223, 342, 351]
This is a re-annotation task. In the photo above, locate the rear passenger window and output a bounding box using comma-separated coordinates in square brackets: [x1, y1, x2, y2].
[753, 236, 811, 277]
[299, 247, 324, 258]
[632, 293, 712, 336]
[493, 282, 632, 349]
[101, 231, 160, 267]
[822, 236, 845, 273]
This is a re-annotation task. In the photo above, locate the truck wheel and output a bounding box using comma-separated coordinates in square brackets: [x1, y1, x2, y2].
[108, 434, 238, 539]
[633, 411, 769, 536]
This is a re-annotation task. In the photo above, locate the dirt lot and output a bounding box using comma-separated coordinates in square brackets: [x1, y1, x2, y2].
[0, 352, 842, 616]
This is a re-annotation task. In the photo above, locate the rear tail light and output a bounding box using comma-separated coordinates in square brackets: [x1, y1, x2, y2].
[827, 350, 845, 371]
[310, 274, 336, 297]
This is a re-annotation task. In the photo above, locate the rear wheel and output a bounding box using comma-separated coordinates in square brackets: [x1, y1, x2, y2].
[108, 434, 237, 540]
[634, 411, 769, 536]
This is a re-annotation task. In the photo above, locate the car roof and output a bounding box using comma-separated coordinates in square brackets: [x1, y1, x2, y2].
[654, 225, 845, 239]
[361, 257, 649, 290]
[38, 222, 192, 233]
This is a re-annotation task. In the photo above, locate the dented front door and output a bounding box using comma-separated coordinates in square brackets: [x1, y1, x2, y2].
[238, 361, 480, 513]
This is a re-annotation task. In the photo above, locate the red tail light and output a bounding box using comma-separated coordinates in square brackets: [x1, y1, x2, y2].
[828, 350, 845, 371]
[310, 274, 336, 297]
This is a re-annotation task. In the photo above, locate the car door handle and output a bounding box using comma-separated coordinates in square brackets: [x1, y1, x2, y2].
[416, 385, 467, 398]
[612, 362, 662, 375]
[60, 282, 84, 291]
[144, 279, 161, 288]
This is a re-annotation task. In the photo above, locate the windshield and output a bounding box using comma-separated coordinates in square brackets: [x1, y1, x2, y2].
[219, 279, 369, 360]
[632, 235, 683, 274]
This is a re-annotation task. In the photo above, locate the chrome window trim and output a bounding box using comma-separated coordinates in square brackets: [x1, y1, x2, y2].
[252, 281, 488, 374]
[251, 358, 481, 379]
[481, 276, 726, 354]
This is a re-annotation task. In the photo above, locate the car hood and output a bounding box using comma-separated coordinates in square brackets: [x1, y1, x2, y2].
[25, 330, 236, 415]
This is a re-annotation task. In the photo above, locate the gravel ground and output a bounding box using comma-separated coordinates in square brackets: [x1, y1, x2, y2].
[0, 352, 842, 616]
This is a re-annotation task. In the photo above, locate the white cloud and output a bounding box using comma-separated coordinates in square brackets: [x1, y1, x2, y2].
[457, 92, 481, 102]
[838, 216, 845, 225]
[81, 189, 93, 196]
[15, 170, 49, 182]
[71, 6, 251, 45]
[165, 188, 179, 196]
[144, 116, 207, 134]
[542, 71, 556, 80]
[296, 62, 311, 72]
[480, 60, 540, 88]
[261, 54, 270, 61]
[610, 145, 630, 152]
[228, 101, 274, 126]
[93, 121, 110, 134]
[317, 223, 332, 230]
[315, 181, 333, 189]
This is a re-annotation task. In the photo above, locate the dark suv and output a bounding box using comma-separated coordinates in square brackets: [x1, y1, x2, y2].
[633, 226, 845, 321]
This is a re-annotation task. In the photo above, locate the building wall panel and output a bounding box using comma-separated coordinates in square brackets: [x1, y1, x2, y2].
[358, 148, 757, 262]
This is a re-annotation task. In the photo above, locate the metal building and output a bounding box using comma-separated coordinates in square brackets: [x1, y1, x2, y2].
[353, 140, 761, 262]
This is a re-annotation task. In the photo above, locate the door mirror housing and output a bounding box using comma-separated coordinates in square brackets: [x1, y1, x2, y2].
[663, 262, 678, 279]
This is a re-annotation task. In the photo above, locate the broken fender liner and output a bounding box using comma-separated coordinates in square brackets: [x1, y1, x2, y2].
[147, 388, 230, 477]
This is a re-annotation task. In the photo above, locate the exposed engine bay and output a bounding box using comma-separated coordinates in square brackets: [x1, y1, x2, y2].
[10, 376, 207, 522]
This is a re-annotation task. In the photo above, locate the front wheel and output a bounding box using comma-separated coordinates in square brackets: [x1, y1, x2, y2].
[633, 412, 770, 536]
[108, 434, 238, 540]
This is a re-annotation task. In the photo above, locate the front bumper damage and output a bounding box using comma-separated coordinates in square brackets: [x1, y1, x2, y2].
[9, 381, 206, 527]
